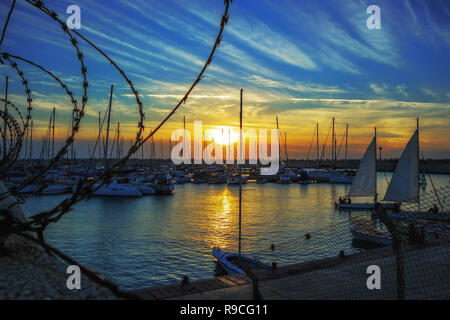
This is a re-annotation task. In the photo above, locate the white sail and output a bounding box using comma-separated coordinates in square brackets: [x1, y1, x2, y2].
[383, 130, 419, 202]
[348, 137, 376, 197]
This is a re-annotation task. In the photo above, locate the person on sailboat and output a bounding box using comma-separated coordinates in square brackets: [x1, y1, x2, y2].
[428, 204, 439, 214]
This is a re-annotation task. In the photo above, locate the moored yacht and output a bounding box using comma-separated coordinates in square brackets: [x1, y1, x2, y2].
[153, 172, 175, 195]
[91, 177, 143, 197]
[227, 173, 248, 185]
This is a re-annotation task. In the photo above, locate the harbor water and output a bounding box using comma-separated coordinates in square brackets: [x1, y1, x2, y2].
[20, 173, 450, 291]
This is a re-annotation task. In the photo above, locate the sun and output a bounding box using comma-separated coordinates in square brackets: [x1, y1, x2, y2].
[207, 127, 240, 146]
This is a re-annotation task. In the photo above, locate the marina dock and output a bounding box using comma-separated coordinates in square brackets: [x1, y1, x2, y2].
[127, 237, 450, 300]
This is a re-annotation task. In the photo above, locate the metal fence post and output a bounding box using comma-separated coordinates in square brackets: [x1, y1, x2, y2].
[377, 207, 405, 300]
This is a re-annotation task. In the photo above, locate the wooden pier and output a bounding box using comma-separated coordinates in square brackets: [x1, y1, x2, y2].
[126, 238, 450, 300]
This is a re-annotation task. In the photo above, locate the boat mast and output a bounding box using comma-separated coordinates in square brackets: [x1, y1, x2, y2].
[30, 120, 33, 171]
[374, 127, 377, 204]
[228, 127, 231, 166]
[51, 107, 55, 159]
[71, 110, 74, 169]
[332, 117, 335, 170]
[417, 118, 420, 211]
[316, 122, 319, 169]
[168, 138, 171, 161]
[115, 122, 119, 159]
[239, 88, 243, 256]
[284, 132, 288, 167]
[98, 111, 101, 160]
[183, 115, 186, 161]
[276, 116, 281, 166]
[345, 124, 348, 169]
[23, 120, 29, 172]
[3, 76, 8, 163]
[104, 84, 113, 170]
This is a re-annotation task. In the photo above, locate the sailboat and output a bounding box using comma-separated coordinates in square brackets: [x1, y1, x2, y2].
[329, 123, 354, 184]
[384, 120, 449, 220]
[383, 124, 419, 204]
[336, 128, 399, 210]
[213, 89, 269, 274]
[92, 85, 142, 198]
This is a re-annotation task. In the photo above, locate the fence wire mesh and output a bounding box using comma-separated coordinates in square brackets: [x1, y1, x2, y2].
[401, 185, 450, 214]
[241, 213, 450, 300]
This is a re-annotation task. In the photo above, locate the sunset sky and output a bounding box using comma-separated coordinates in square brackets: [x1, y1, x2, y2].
[0, 0, 449, 159]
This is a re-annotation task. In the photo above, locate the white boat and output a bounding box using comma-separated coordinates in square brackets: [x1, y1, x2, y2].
[335, 129, 400, 211]
[212, 90, 267, 275]
[337, 202, 400, 210]
[134, 183, 156, 195]
[382, 121, 431, 218]
[227, 174, 248, 185]
[388, 211, 450, 221]
[174, 175, 191, 184]
[308, 170, 332, 182]
[39, 184, 72, 195]
[43, 170, 62, 181]
[297, 170, 311, 184]
[328, 172, 354, 184]
[256, 176, 267, 184]
[154, 172, 175, 195]
[208, 173, 227, 184]
[212, 247, 270, 275]
[338, 203, 376, 210]
[277, 174, 291, 184]
[16, 184, 41, 194]
[92, 180, 143, 197]
[351, 229, 393, 246]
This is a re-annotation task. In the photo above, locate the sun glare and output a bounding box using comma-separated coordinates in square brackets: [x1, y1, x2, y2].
[207, 127, 240, 146]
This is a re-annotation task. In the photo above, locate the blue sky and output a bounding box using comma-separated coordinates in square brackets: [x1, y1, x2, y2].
[0, 0, 449, 158]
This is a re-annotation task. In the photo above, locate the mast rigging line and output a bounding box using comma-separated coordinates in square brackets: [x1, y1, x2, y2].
[336, 131, 346, 159]
[320, 120, 332, 161]
[421, 151, 444, 212]
[305, 125, 317, 161]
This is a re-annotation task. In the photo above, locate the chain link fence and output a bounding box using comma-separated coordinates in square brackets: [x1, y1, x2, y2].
[237, 198, 450, 300]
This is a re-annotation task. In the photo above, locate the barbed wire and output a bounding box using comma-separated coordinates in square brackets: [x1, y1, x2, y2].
[1, 0, 233, 243]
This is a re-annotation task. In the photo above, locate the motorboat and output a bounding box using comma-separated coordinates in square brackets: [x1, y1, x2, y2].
[91, 178, 143, 197]
[134, 183, 156, 195]
[277, 174, 291, 184]
[328, 172, 354, 184]
[38, 183, 72, 195]
[227, 174, 248, 185]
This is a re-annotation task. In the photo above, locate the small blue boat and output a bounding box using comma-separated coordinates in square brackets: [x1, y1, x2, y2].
[212, 247, 270, 275]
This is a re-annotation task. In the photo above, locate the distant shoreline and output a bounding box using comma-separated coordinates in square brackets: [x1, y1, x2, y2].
[7, 158, 450, 175]
[288, 159, 450, 175]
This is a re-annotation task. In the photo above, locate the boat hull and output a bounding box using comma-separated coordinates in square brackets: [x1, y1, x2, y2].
[337, 203, 375, 210]
[336, 202, 400, 210]
[387, 212, 450, 221]
[351, 230, 392, 246]
[92, 184, 143, 197]
[212, 247, 269, 275]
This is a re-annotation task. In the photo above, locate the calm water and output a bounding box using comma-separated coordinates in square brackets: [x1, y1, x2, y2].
[21, 173, 450, 290]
